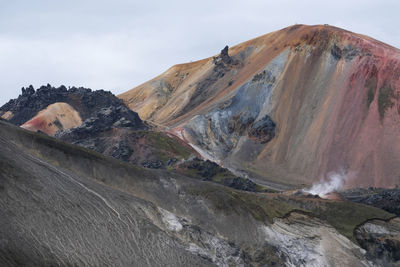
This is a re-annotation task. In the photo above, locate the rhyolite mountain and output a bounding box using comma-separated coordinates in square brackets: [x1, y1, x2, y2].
[1, 118, 400, 266]
[120, 24, 400, 189]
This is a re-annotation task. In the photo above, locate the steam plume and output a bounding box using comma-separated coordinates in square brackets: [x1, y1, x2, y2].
[304, 171, 349, 198]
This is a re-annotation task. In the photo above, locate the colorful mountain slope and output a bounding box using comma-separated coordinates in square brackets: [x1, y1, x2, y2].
[21, 102, 82, 135]
[119, 24, 400, 188]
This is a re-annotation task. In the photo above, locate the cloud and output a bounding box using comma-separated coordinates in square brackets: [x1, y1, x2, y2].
[0, 0, 399, 105]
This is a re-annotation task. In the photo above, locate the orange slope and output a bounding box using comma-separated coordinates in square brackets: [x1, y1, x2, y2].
[21, 102, 82, 136]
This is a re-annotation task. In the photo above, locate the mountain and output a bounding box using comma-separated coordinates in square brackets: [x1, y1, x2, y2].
[0, 85, 201, 170]
[1, 24, 400, 266]
[119, 24, 400, 189]
[1, 118, 399, 266]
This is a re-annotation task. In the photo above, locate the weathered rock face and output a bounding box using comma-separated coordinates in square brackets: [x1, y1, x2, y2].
[56, 105, 145, 141]
[176, 157, 261, 192]
[0, 84, 124, 125]
[213, 45, 236, 66]
[0, 119, 397, 266]
[54, 105, 196, 168]
[262, 212, 371, 267]
[58, 124, 197, 171]
[355, 218, 400, 265]
[120, 24, 400, 188]
[248, 115, 276, 143]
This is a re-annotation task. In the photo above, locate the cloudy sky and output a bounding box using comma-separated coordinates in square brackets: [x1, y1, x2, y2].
[1, 0, 399, 105]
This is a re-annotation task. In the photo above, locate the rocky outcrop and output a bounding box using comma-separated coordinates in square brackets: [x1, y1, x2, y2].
[177, 157, 261, 192]
[57, 105, 144, 142]
[331, 43, 360, 61]
[220, 177, 258, 192]
[248, 115, 276, 143]
[0, 84, 124, 125]
[341, 188, 400, 216]
[355, 218, 400, 265]
[262, 212, 372, 266]
[177, 46, 241, 117]
[142, 160, 164, 169]
[109, 141, 133, 161]
[58, 125, 197, 171]
[213, 45, 235, 66]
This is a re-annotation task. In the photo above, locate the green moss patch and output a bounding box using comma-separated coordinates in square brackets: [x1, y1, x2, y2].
[187, 184, 395, 242]
[146, 131, 192, 161]
[188, 186, 298, 223]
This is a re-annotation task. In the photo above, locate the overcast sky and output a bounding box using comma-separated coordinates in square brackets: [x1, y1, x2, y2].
[0, 0, 399, 105]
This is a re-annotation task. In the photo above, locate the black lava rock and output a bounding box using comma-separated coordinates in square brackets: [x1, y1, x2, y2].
[187, 158, 220, 181]
[248, 115, 276, 143]
[0, 84, 126, 125]
[166, 158, 179, 166]
[56, 106, 144, 142]
[221, 177, 257, 192]
[111, 141, 133, 161]
[341, 188, 400, 216]
[331, 44, 342, 60]
[142, 160, 164, 169]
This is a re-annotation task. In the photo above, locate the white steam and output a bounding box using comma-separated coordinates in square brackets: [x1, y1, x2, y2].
[304, 171, 350, 198]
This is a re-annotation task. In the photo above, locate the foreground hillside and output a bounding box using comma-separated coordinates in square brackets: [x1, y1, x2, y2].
[120, 24, 400, 188]
[1, 119, 399, 266]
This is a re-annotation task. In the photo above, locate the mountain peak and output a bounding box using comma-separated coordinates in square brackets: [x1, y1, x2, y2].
[119, 25, 400, 189]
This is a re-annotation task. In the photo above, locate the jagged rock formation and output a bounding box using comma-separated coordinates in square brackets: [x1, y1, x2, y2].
[355, 218, 400, 265]
[0, 84, 125, 126]
[176, 157, 263, 192]
[120, 24, 400, 188]
[56, 105, 144, 141]
[1, 119, 398, 266]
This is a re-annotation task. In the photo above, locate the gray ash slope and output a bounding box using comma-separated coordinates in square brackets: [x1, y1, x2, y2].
[1, 119, 400, 266]
[0, 121, 210, 266]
